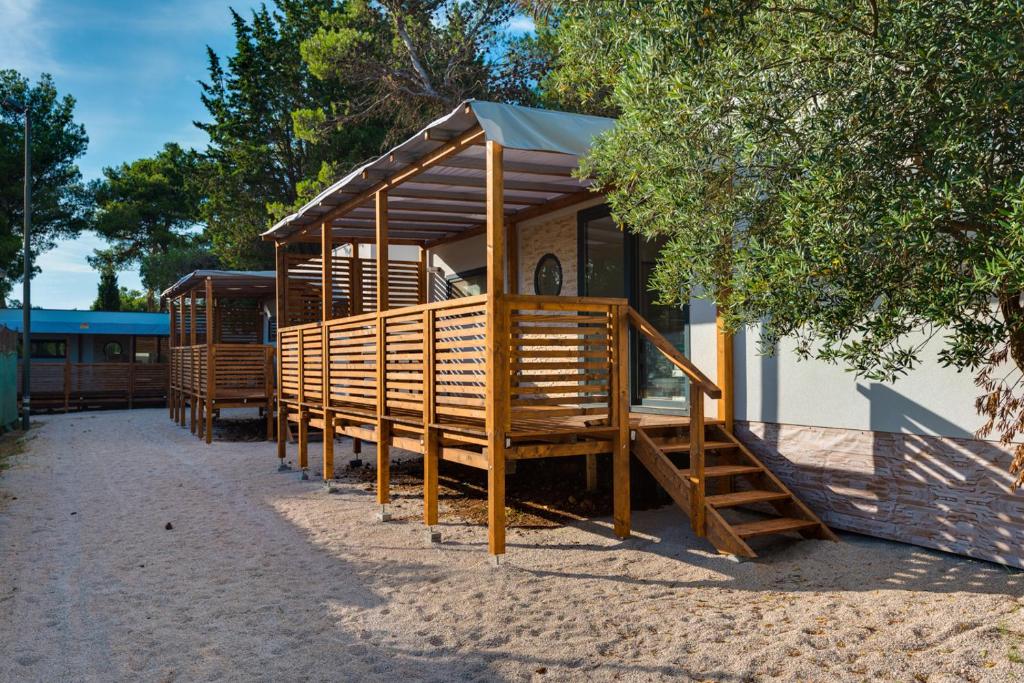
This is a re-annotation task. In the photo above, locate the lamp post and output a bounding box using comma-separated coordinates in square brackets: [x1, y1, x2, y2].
[4, 97, 31, 431]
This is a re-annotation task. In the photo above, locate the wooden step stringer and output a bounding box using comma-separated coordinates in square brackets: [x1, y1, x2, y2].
[630, 423, 837, 559]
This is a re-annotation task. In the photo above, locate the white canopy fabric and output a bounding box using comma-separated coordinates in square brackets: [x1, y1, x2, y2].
[263, 100, 615, 244]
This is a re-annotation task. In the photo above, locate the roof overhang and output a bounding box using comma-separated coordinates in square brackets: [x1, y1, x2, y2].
[262, 100, 615, 247]
[161, 270, 277, 300]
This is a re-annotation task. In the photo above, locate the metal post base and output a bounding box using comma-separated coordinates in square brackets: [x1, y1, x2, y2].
[324, 479, 340, 494]
[489, 554, 504, 567]
[426, 527, 442, 544]
[375, 504, 391, 522]
[277, 460, 292, 472]
[300, 469, 309, 481]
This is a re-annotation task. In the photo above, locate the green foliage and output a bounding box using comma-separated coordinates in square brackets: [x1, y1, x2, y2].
[91, 267, 121, 312]
[0, 71, 90, 304]
[116, 287, 151, 313]
[138, 236, 221, 299]
[90, 142, 203, 301]
[546, 1, 1024, 481]
[297, 0, 537, 145]
[198, 0, 365, 270]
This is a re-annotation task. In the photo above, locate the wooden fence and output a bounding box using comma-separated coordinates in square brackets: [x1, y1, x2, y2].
[16, 361, 168, 411]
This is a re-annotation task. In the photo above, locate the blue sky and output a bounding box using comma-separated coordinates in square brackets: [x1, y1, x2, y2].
[2, 0, 536, 310]
[2, 0, 263, 309]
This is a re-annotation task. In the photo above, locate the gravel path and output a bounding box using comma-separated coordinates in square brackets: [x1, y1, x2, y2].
[1, 409, 1023, 682]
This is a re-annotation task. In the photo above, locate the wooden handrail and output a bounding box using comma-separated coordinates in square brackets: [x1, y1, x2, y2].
[626, 307, 722, 400]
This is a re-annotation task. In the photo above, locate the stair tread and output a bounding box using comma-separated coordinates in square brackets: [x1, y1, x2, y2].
[706, 489, 791, 507]
[731, 517, 821, 538]
[680, 464, 762, 478]
[656, 440, 735, 453]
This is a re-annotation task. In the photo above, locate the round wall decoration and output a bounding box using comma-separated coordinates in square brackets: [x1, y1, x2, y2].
[533, 253, 563, 296]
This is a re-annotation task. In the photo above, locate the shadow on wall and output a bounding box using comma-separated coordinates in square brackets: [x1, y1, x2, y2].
[733, 326, 779, 423]
[737, 381, 1023, 568]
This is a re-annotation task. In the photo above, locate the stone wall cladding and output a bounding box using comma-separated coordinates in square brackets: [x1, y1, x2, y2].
[736, 420, 1024, 568]
[517, 213, 578, 296]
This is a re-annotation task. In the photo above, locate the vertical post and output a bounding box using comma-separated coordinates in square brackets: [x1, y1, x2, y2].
[423, 308, 438, 526]
[128, 334, 135, 410]
[190, 289, 197, 345]
[275, 243, 287, 462]
[690, 384, 706, 536]
[485, 139, 507, 559]
[297, 327, 308, 473]
[321, 222, 334, 481]
[417, 245, 427, 304]
[507, 221, 518, 295]
[264, 346, 274, 441]
[20, 108, 31, 431]
[168, 298, 176, 419]
[350, 242, 362, 316]
[178, 295, 186, 426]
[349, 242, 362, 457]
[204, 278, 214, 444]
[716, 308, 734, 433]
[375, 190, 391, 508]
[613, 304, 631, 538]
[63, 337, 70, 413]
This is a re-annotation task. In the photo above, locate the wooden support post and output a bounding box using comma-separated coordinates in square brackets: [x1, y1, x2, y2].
[613, 304, 631, 538]
[204, 278, 214, 445]
[275, 243, 287, 461]
[423, 308, 438, 525]
[297, 327, 308, 471]
[321, 222, 334, 481]
[63, 341, 70, 413]
[375, 190, 390, 505]
[168, 299, 176, 419]
[178, 295, 187, 426]
[485, 139, 507, 558]
[585, 455, 598, 492]
[128, 335, 135, 410]
[716, 308, 734, 433]
[507, 221, 518, 295]
[417, 246, 427, 304]
[265, 346, 274, 441]
[690, 384, 706, 536]
[298, 410, 309, 471]
[350, 243, 362, 316]
[190, 289, 197, 345]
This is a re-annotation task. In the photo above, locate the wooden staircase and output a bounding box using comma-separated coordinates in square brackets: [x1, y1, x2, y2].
[630, 418, 837, 559]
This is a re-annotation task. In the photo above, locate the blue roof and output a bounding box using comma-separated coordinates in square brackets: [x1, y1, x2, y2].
[0, 309, 169, 336]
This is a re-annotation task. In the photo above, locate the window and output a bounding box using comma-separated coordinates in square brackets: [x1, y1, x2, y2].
[446, 267, 487, 299]
[533, 253, 563, 296]
[103, 341, 123, 361]
[28, 339, 66, 360]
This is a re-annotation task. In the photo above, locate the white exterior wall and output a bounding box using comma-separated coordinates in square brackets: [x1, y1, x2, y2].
[688, 292, 992, 440]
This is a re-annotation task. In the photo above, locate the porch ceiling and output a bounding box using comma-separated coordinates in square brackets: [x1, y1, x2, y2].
[262, 100, 615, 247]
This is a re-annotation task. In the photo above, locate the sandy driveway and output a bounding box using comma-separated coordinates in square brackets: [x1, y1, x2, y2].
[1, 409, 1022, 682]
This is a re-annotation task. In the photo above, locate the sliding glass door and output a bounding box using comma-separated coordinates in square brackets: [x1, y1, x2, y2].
[578, 205, 690, 412]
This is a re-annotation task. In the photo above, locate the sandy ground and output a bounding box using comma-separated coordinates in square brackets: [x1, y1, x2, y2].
[1, 409, 1023, 683]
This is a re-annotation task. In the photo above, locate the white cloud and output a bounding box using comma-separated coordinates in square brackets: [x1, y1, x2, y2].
[507, 15, 536, 34]
[0, 0, 60, 75]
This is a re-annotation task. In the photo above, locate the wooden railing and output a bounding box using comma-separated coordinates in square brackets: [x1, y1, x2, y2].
[284, 254, 426, 327]
[170, 343, 273, 400]
[278, 294, 630, 437]
[627, 306, 722, 534]
[17, 361, 169, 410]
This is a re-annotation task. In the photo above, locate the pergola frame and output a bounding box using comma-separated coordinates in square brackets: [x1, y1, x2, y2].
[266, 104, 733, 559]
[164, 272, 276, 444]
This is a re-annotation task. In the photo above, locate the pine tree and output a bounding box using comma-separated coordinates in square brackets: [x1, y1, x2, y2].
[92, 268, 120, 312]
